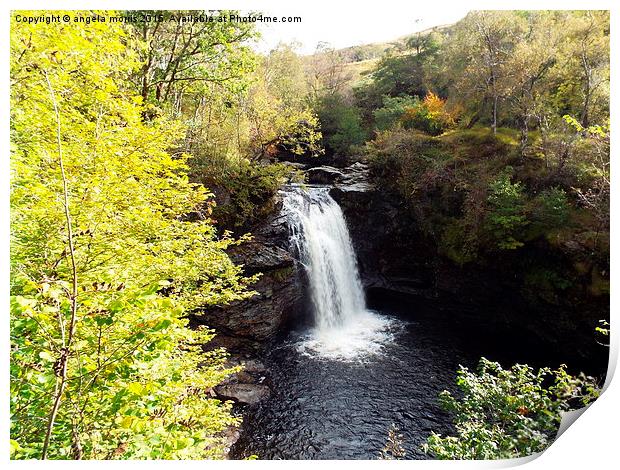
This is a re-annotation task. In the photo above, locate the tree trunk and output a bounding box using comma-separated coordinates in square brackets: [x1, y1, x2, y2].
[580, 42, 592, 127]
[42, 71, 79, 460]
[492, 94, 498, 135]
[519, 114, 529, 157]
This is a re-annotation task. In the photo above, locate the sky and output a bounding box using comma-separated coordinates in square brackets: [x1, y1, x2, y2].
[253, 6, 471, 55]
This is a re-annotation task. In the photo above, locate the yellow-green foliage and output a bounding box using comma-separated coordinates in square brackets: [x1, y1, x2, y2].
[485, 168, 528, 250]
[11, 12, 255, 459]
[246, 45, 323, 158]
[175, 41, 321, 231]
[209, 160, 300, 231]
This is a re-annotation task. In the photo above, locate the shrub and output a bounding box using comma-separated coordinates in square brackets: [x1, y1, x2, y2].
[439, 218, 480, 265]
[524, 268, 572, 304]
[207, 160, 298, 232]
[529, 187, 571, 237]
[378, 424, 406, 460]
[423, 358, 599, 460]
[365, 129, 446, 183]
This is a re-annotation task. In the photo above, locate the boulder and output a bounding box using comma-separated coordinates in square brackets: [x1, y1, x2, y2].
[241, 359, 267, 374]
[334, 162, 374, 192]
[219, 359, 268, 386]
[214, 384, 271, 405]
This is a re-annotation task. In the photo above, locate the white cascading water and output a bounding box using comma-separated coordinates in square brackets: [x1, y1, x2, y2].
[283, 185, 395, 360]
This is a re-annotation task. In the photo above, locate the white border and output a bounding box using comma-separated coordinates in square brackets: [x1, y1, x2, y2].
[2, 1, 617, 468]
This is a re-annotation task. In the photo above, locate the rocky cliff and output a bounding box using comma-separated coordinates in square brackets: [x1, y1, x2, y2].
[328, 162, 608, 374]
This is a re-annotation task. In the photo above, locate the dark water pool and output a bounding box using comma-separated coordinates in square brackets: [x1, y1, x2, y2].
[231, 300, 607, 460]
[231, 310, 479, 459]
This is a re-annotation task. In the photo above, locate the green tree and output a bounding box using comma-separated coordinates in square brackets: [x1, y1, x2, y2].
[485, 169, 528, 250]
[559, 11, 610, 128]
[354, 33, 439, 125]
[373, 95, 420, 131]
[128, 10, 257, 108]
[306, 42, 352, 102]
[316, 94, 366, 156]
[444, 11, 520, 134]
[439, 11, 609, 135]
[11, 12, 254, 459]
[529, 187, 570, 236]
[245, 43, 322, 159]
[503, 12, 560, 153]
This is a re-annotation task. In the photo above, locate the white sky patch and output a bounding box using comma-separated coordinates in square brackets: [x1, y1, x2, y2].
[254, 6, 470, 55]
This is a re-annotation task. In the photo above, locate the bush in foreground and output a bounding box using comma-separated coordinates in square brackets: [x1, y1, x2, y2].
[423, 358, 599, 459]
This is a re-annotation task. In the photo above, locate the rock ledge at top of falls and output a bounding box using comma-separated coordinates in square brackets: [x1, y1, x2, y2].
[307, 162, 375, 193]
[306, 166, 345, 184]
[336, 162, 374, 193]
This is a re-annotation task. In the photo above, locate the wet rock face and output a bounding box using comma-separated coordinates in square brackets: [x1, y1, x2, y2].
[329, 162, 435, 300]
[221, 426, 241, 459]
[196, 265, 300, 343]
[230, 242, 294, 276]
[191, 197, 304, 353]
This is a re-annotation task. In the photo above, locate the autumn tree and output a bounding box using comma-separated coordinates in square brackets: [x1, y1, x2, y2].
[556, 11, 609, 128]
[503, 12, 560, 153]
[245, 42, 322, 159]
[442, 11, 521, 133]
[305, 42, 352, 102]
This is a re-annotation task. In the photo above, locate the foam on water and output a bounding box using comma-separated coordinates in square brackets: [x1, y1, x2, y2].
[296, 310, 400, 361]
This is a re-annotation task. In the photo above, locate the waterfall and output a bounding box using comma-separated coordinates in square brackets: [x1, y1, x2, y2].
[284, 186, 366, 328]
[283, 185, 396, 360]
